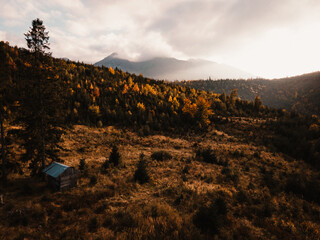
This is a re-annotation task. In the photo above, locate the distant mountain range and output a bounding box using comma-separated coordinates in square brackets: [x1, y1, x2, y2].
[181, 72, 320, 115]
[94, 53, 253, 80]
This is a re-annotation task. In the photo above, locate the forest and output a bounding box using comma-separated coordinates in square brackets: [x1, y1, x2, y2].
[180, 73, 320, 116]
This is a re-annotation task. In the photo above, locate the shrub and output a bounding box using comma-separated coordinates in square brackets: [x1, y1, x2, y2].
[101, 158, 110, 171]
[263, 171, 281, 195]
[114, 209, 136, 230]
[196, 148, 218, 164]
[134, 153, 150, 184]
[221, 166, 239, 185]
[233, 149, 245, 158]
[90, 175, 98, 185]
[103, 215, 114, 228]
[97, 120, 103, 128]
[193, 197, 228, 234]
[285, 173, 320, 203]
[253, 152, 261, 159]
[79, 158, 86, 171]
[151, 150, 172, 161]
[182, 164, 190, 174]
[236, 189, 249, 204]
[109, 145, 121, 166]
[8, 209, 29, 226]
[88, 217, 98, 232]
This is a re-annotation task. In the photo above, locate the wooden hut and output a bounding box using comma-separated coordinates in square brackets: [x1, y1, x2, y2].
[42, 162, 78, 191]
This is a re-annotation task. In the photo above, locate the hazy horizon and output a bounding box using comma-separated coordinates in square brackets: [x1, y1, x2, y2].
[1, 0, 320, 79]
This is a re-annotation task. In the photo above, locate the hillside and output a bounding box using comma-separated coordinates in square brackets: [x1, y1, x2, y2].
[180, 72, 320, 115]
[0, 41, 275, 135]
[94, 54, 253, 80]
[1, 121, 320, 239]
[0, 41, 320, 239]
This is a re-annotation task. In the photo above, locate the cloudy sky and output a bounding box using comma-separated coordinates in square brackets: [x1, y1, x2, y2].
[1, 0, 320, 78]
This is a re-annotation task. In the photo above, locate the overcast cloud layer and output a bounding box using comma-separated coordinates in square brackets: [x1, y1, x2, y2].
[1, 0, 320, 78]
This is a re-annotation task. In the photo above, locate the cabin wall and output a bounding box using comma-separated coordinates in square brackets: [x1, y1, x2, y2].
[58, 167, 78, 191]
[47, 176, 59, 190]
[44, 167, 78, 191]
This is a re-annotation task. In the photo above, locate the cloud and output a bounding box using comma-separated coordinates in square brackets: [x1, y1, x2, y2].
[1, 0, 320, 77]
[151, 0, 320, 57]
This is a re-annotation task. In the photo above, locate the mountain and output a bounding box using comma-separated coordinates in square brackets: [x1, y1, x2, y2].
[94, 53, 253, 80]
[180, 72, 320, 115]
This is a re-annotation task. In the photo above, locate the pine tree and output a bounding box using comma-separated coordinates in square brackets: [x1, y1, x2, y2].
[19, 19, 67, 175]
[134, 153, 150, 184]
[24, 19, 50, 53]
[229, 89, 238, 105]
[220, 91, 227, 103]
[109, 145, 121, 166]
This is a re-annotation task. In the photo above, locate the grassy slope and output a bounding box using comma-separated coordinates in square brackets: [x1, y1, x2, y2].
[1, 119, 319, 239]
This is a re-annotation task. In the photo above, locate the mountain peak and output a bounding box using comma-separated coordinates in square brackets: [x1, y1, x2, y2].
[95, 56, 254, 80]
[107, 52, 119, 59]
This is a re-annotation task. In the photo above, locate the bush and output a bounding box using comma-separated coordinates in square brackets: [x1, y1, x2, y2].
[285, 173, 320, 203]
[196, 148, 218, 164]
[221, 166, 239, 185]
[151, 150, 172, 161]
[233, 149, 245, 158]
[182, 164, 190, 174]
[114, 209, 136, 231]
[97, 120, 103, 128]
[88, 217, 98, 232]
[8, 209, 29, 226]
[90, 175, 98, 185]
[79, 158, 86, 171]
[109, 145, 121, 166]
[134, 153, 150, 184]
[193, 197, 228, 234]
[101, 158, 110, 171]
[253, 152, 261, 159]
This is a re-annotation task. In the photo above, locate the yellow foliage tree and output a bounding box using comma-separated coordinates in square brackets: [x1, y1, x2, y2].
[89, 105, 100, 115]
[109, 67, 115, 75]
[182, 98, 197, 117]
[137, 102, 146, 111]
[142, 84, 157, 96]
[195, 97, 214, 128]
[182, 97, 214, 128]
[122, 84, 129, 94]
[128, 76, 133, 87]
[93, 87, 100, 97]
[172, 97, 180, 110]
[132, 83, 140, 93]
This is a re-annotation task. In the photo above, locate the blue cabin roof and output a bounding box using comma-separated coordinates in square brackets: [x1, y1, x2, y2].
[42, 162, 70, 178]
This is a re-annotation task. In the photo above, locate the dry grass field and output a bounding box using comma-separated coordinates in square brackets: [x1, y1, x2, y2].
[1, 119, 320, 239]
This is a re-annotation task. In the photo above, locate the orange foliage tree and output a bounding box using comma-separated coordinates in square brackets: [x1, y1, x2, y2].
[182, 97, 214, 128]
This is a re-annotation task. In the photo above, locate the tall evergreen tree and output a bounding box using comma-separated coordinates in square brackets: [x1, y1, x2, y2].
[19, 18, 66, 175]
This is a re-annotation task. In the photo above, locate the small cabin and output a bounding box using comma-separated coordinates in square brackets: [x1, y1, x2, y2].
[42, 162, 78, 191]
